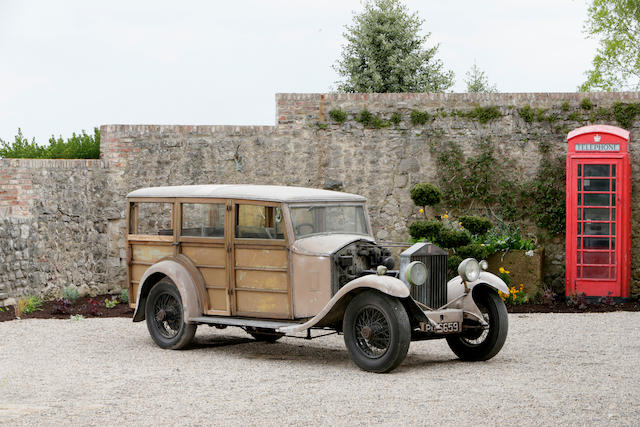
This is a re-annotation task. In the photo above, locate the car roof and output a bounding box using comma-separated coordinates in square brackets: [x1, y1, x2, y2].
[126, 184, 366, 203]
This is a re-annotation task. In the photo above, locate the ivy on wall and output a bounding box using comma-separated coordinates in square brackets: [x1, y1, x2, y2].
[431, 138, 566, 235]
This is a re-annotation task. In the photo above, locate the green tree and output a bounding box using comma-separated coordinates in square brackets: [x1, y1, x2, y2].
[334, 0, 454, 93]
[580, 0, 640, 91]
[465, 62, 497, 93]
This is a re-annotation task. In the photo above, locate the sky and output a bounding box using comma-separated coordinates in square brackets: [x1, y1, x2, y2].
[0, 0, 598, 144]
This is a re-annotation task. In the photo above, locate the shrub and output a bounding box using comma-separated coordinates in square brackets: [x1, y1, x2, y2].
[459, 215, 492, 236]
[580, 98, 593, 110]
[410, 183, 442, 208]
[52, 299, 72, 314]
[0, 128, 100, 159]
[390, 112, 402, 125]
[120, 289, 129, 304]
[62, 286, 80, 303]
[519, 105, 534, 123]
[435, 228, 471, 249]
[18, 296, 43, 315]
[463, 105, 501, 124]
[105, 297, 119, 309]
[329, 109, 347, 124]
[410, 110, 429, 125]
[456, 243, 490, 261]
[408, 220, 442, 241]
[447, 255, 462, 278]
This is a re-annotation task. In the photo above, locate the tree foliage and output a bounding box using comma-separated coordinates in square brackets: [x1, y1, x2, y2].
[465, 62, 497, 93]
[334, 0, 454, 93]
[580, 0, 640, 91]
[0, 128, 100, 159]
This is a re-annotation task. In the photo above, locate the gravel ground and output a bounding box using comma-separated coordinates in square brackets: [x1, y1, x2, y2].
[1, 313, 639, 426]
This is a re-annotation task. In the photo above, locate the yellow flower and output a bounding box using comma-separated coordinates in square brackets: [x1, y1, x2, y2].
[499, 267, 505, 274]
[520, 284, 524, 290]
[419, 208, 424, 214]
[444, 213, 449, 219]
[505, 270, 510, 275]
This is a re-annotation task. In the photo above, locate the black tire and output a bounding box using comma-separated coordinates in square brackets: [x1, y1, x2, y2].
[343, 291, 411, 373]
[145, 278, 197, 349]
[247, 327, 284, 343]
[446, 289, 508, 361]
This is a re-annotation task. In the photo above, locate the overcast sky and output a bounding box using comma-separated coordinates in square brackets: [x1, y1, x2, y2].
[0, 0, 597, 144]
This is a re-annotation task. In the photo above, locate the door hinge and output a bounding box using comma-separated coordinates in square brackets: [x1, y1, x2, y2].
[227, 245, 231, 253]
[227, 205, 232, 212]
[228, 288, 233, 295]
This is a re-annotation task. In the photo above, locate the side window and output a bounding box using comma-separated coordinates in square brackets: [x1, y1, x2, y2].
[235, 205, 284, 240]
[181, 203, 225, 238]
[130, 202, 173, 235]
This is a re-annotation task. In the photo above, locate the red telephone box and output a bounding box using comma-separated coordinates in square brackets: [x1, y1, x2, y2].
[566, 125, 631, 298]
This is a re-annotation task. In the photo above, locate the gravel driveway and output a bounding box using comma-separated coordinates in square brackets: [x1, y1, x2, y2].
[1, 312, 639, 426]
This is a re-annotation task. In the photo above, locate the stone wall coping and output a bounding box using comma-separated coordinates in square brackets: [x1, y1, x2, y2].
[275, 92, 640, 104]
[0, 158, 105, 169]
[100, 124, 274, 135]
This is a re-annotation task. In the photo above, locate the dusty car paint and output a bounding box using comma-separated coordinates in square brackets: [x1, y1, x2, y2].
[277, 274, 410, 334]
[133, 255, 207, 323]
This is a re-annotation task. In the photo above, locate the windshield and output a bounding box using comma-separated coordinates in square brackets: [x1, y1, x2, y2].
[290, 205, 369, 239]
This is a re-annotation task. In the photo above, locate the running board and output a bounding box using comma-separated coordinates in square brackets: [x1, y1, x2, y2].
[189, 316, 303, 331]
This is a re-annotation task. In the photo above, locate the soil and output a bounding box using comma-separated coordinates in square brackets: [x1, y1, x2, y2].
[0, 294, 134, 323]
[507, 300, 640, 313]
[1, 294, 638, 323]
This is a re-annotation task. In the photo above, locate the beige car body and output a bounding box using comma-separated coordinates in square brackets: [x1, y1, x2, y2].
[127, 185, 409, 329]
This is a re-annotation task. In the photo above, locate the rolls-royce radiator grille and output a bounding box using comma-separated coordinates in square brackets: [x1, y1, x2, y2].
[410, 253, 448, 309]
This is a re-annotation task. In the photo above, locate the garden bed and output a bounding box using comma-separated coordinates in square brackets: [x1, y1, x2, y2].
[0, 294, 133, 322]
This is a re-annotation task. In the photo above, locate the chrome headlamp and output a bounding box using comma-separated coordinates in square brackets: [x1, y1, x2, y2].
[405, 261, 428, 286]
[458, 258, 480, 282]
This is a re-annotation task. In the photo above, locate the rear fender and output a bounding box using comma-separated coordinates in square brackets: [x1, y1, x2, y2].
[277, 275, 409, 333]
[132, 255, 207, 323]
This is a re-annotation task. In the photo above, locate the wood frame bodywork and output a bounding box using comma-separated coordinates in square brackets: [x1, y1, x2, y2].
[127, 197, 294, 319]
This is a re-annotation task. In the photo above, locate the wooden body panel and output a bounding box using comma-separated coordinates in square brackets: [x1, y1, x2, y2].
[127, 197, 295, 319]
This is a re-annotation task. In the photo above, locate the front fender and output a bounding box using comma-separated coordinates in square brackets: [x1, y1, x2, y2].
[447, 271, 509, 303]
[278, 275, 409, 333]
[132, 255, 207, 323]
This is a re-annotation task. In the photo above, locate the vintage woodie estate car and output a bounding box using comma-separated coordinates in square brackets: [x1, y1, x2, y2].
[127, 184, 510, 373]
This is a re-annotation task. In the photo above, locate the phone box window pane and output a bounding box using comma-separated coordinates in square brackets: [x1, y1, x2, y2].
[181, 204, 225, 237]
[584, 208, 609, 221]
[584, 223, 609, 236]
[134, 203, 173, 235]
[583, 237, 610, 249]
[582, 179, 609, 192]
[584, 164, 610, 177]
[584, 194, 610, 206]
[583, 252, 609, 265]
[582, 266, 609, 279]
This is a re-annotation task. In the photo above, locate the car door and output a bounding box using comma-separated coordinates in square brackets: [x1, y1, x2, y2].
[230, 201, 291, 319]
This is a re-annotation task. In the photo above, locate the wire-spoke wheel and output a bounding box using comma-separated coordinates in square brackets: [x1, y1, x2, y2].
[145, 278, 197, 349]
[446, 288, 508, 361]
[343, 291, 410, 373]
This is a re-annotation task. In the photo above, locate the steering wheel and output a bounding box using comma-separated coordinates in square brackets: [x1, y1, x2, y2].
[295, 223, 314, 235]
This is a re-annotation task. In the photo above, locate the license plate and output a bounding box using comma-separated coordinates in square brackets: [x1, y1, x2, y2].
[420, 321, 461, 334]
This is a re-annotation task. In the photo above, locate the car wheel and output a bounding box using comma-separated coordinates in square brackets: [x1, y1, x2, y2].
[247, 327, 284, 343]
[145, 277, 197, 349]
[446, 289, 508, 361]
[343, 290, 411, 373]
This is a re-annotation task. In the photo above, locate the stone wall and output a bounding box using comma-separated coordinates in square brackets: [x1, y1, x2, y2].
[1, 92, 639, 302]
[0, 159, 123, 302]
